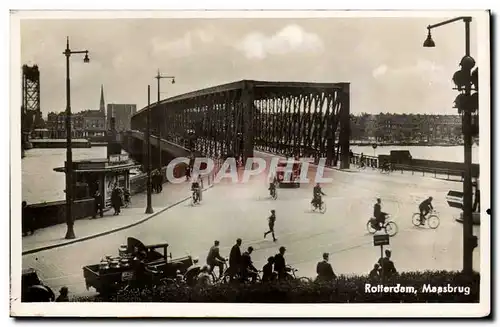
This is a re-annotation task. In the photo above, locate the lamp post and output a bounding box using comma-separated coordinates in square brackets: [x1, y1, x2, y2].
[63, 37, 90, 239]
[424, 16, 476, 275]
[145, 85, 154, 214]
[155, 70, 175, 169]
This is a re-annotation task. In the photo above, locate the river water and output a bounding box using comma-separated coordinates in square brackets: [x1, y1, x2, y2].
[21, 145, 481, 204]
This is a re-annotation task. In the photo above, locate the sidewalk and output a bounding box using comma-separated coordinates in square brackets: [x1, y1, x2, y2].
[22, 178, 212, 255]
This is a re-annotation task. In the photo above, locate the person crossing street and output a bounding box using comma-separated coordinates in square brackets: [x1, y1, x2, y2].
[264, 209, 277, 242]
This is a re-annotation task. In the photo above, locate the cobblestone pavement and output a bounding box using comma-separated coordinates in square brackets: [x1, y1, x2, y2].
[21, 154, 482, 298]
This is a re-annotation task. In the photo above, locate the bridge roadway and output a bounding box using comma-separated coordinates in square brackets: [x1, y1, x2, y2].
[22, 151, 481, 297]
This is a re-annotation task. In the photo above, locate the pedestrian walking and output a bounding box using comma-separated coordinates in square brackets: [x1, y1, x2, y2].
[111, 187, 121, 215]
[92, 190, 103, 218]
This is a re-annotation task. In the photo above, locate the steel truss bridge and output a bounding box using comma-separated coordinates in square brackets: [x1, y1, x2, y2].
[131, 80, 350, 168]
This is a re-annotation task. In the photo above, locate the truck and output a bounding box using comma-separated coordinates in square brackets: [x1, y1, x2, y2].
[83, 237, 198, 296]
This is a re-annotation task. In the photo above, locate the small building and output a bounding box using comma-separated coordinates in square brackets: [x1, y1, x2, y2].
[53, 153, 139, 207]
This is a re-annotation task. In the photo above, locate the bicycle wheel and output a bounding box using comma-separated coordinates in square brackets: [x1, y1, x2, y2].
[411, 213, 422, 226]
[428, 215, 440, 229]
[319, 202, 327, 214]
[385, 221, 398, 237]
[366, 221, 377, 234]
[310, 202, 317, 212]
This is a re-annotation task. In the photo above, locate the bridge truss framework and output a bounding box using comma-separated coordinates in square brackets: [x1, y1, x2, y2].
[132, 80, 350, 168]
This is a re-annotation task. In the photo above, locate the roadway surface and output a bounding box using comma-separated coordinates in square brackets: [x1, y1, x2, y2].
[22, 152, 481, 297]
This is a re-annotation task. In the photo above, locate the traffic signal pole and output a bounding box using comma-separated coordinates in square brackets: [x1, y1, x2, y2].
[425, 16, 477, 276]
[462, 17, 474, 275]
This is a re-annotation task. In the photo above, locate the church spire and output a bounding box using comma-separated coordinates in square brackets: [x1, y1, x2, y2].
[99, 84, 105, 113]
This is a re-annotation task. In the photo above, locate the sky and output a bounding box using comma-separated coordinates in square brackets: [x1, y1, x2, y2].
[20, 16, 481, 117]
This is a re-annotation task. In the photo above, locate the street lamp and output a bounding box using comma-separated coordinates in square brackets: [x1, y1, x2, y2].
[424, 16, 478, 275]
[145, 85, 154, 214]
[155, 70, 175, 169]
[63, 37, 90, 240]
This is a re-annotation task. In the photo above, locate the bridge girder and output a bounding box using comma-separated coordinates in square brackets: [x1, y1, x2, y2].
[132, 80, 350, 168]
[22, 65, 41, 133]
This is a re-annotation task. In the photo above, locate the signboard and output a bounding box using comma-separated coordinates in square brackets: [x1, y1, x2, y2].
[109, 154, 129, 164]
[373, 233, 390, 246]
[446, 190, 463, 209]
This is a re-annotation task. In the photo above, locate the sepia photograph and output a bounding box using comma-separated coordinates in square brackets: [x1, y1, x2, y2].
[10, 9, 491, 318]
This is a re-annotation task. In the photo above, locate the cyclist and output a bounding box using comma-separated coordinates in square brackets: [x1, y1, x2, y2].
[241, 246, 259, 283]
[262, 256, 276, 283]
[206, 240, 226, 280]
[311, 183, 326, 209]
[359, 153, 365, 168]
[268, 179, 277, 198]
[418, 196, 434, 226]
[191, 177, 201, 203]
[373, 198, 388, 230]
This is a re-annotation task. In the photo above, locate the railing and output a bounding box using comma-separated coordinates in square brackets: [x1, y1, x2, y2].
[349, 153, 379, 169]
[392, 164, 463, 181]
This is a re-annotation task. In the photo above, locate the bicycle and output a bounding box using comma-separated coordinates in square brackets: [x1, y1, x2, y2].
[270, 188, 278, 200]
[366, 215, 398, 237]
[209, 259, 232, 284]
[282, 265, 312, 283]
[311, 199, 327, 214]
[191, 190, 201, 206]
[357, 162, 367, 170]
[412, 210, 440, 229]
[379, 164, 392, 174]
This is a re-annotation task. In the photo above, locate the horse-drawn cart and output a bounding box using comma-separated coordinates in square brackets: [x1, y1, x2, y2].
[83, 237, 198, 296]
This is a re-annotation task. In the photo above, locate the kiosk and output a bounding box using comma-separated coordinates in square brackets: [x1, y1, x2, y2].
[54, 154, 140, 207]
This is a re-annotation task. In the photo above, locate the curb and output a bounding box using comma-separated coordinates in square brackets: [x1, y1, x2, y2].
[22, 184, 215, 256]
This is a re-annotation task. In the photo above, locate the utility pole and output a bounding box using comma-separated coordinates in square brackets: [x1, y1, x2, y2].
[145, 85, 154, 214]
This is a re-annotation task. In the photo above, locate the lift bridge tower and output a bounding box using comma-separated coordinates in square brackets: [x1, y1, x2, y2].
[21, 64, 41, 157]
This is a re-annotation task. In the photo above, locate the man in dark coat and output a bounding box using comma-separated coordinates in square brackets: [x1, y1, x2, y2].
[111, 187, 121, 215]
[273, 246, 287, 279]
[22, 201, 35, 236]
[156, 170, 163, 193]
[241, 246, 258, 283]
[228, 238, 242, 278]
[378, 249, 398, 279]
[92, 190, 103, 218]
[316, 253, 336, 282]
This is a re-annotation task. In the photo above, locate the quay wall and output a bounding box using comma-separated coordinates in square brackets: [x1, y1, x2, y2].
[23, 165, 186, 230]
